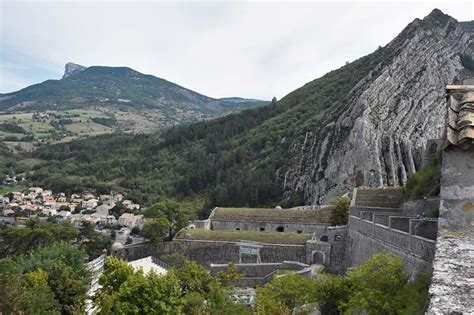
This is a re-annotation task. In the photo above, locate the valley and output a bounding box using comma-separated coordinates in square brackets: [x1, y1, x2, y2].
[0, 5, 473, 315]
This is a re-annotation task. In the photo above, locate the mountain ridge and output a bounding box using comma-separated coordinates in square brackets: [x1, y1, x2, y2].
[0, 63, 267, 134]
[27, 9, 474, 207]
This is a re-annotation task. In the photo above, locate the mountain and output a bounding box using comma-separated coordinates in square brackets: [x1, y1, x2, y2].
[0, 64, 267, 132]
[28, 9, 474, 207]
[62, 62, 87, 79]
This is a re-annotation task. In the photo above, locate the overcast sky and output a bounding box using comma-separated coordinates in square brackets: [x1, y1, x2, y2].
[0, 1, 472, 99]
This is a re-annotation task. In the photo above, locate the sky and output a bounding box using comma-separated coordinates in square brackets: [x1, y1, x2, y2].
[0, 1, 472, 99]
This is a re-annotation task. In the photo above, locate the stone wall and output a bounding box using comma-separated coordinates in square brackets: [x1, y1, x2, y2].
[114, 239, 307, 268]
[402, 198, 440, 217]
[428, 145, 474, 313]
[346, 215, 435, 276]
[190, 219, 211, 230]
[211, 219, 327, 234]
[209, 261, 310, 287]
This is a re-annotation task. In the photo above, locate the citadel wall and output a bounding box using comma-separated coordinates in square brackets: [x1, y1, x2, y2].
[114, 239, 307, 267]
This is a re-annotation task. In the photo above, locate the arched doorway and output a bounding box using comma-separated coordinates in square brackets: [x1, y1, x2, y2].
[312, 251, 325, 265]
[276, 226, 285, 232]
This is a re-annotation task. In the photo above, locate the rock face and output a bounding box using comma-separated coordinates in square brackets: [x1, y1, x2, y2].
[284, 9, 474, 204]
[62, 62, 87, 78]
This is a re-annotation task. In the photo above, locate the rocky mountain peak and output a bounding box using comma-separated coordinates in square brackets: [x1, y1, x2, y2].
[282, 10, 473, 204]
[62, 62, 87, 79]
[423, 8, 456, 26]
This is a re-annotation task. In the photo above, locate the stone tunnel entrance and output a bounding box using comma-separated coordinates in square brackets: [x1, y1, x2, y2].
[312, 251, 325, 265]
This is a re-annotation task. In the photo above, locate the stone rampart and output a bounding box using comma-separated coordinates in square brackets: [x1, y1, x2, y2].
[114, 239, 307, 268]
[209, 261, 311, 287]
[402, 198, 440, 217]
[347, 214, 436, 275]
[211, 220, 327, 234]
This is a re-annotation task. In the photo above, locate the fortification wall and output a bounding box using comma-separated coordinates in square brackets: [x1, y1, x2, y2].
[114, 239, 307, 268]
[346, 215, 435, 276]
[211, 220, 327, 234]
[209, 261, 310, 287]
[403, 198, 440, 217]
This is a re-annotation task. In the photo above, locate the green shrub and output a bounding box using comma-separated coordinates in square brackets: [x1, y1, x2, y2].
[330, 196, 350, 226]
[403, 163, 441, 200]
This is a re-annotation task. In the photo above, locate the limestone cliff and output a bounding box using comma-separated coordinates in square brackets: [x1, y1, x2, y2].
[62, 62, 87, 78]
[283, 9, 474, 204]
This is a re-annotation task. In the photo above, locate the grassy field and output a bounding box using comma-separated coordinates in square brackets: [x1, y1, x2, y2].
[64, 121, 114, 136]
[0, 109, 116, 149]
[0, 184, 29, 195]
[175, 229, 311, 245]
[212, 207, 333, 224]
[19, 158, 46, 168]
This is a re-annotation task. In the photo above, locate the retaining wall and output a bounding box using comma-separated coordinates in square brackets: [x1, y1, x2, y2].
[211, 220, 327, 234]
[114, 239, 307, 268]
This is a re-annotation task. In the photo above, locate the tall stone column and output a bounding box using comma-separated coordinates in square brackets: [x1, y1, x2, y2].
[428, 83, 474, 314]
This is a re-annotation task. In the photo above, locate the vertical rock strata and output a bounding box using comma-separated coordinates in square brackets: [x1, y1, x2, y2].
[284, 10, 474, 204]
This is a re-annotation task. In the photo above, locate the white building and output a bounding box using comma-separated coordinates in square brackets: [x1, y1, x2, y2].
[43, 208, 57, 216]
[128, 256, 167, 275]
[118, 213, 144, 229]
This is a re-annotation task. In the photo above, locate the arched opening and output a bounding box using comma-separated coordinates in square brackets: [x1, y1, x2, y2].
[312, 251, 325, 265]
[320, 235, 329, 242]
[276, 226, 285, 232]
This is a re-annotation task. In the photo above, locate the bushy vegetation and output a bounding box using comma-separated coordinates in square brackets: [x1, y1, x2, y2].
[0, 219, 113, 314]
[94, 257, 249, 314]
[91, 117, 117, 127]
[403, 162, 441, 200]
[0, 122, 27, 133]
[255, 252, 431, 315]
[0, 243, 91, 314]
[329, 196, 350, 226]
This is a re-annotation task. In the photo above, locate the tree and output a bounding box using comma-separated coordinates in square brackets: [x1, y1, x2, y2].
[144, 199, 192, 240]
[329, 196, 350, 226]
[18, 243, 90, 314]
[95, 257, 135, 313]
[95, 257, 184, 314]
[255, 273, 318, 314]
[176, 261, 213, 294]
[23, 269, 61, 314]
[142, 218, 170, 244]
[114, 271, 184, 314]
[344, 252, 411, 314]
[216, 262, 243, 287]
[0, 222, 79, 258]
[47, 261, 89, 314]
[0, 258, 25, 314]
[314, 274, 349, 315]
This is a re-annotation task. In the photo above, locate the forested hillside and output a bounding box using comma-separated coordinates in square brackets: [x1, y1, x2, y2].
[0, 64, 266, 137]
[16, 9, 474, 212]
[28, 45, 387, 209]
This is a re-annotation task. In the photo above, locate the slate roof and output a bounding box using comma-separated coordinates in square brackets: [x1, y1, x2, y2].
[446, 85, 474, 149]
[210, 206, 333, 224]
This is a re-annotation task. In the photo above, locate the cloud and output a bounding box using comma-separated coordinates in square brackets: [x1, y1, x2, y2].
[0, 1, 473, 98]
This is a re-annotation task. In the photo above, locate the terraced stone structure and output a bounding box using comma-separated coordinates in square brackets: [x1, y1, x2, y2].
[208, 206, 333, 234]
[346, 187, 438, 276]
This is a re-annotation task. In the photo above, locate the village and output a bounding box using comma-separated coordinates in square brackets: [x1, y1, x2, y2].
[0, 187, 146, 246]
